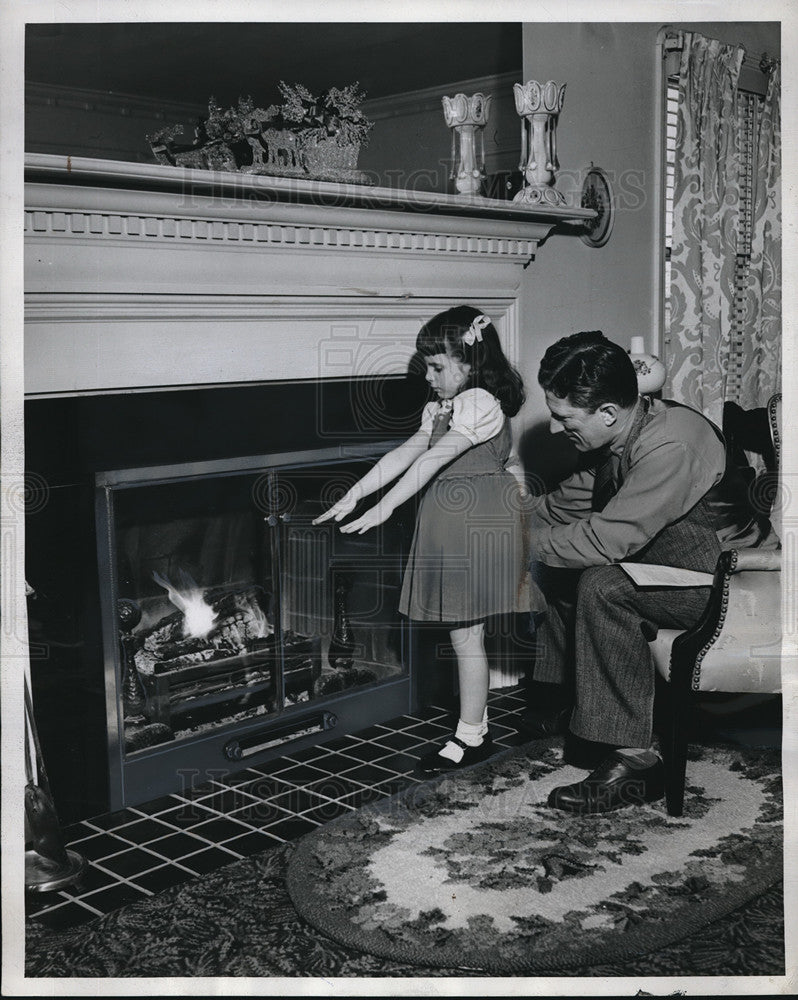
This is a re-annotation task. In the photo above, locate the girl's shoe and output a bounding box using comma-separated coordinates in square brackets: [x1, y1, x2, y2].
[417, 733, 494, 774]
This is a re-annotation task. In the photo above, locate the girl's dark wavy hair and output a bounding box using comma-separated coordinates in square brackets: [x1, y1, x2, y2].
[415, 305, 525, 416]
[538, 330, 638, 411]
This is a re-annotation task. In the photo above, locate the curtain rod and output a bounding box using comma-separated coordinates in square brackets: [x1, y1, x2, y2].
[661, 31, 779, 74]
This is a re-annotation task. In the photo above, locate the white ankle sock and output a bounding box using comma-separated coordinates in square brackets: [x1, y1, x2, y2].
[439, 718, 484, 763]
[480, 707, 489, 737]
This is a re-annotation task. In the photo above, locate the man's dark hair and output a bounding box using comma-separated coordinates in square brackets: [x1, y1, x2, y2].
[538, 331, 639, 411]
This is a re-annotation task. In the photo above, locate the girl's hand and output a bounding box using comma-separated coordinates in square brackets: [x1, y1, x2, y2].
[339, 501, 393, 535]
[312, 490, 359, 525]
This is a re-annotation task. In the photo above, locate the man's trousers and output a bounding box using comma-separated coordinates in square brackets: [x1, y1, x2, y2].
[533, 564, 713, 748]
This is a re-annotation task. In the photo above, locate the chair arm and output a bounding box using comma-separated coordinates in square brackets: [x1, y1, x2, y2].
[668, 547, 782, 691]
[725, 547, 781, 573]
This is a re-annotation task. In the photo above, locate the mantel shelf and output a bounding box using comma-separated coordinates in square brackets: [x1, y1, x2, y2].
[25, 154, 596, 252]
[25, 153, 596, 231]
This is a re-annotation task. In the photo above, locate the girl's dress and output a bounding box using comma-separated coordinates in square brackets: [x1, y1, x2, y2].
[398, 387, 542, 624]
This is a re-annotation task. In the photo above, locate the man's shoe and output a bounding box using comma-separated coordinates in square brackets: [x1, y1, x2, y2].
[547, 751, 665, 814]
[417, 734, 494, 774]
[517, 704, 571, 739]
[563, 732, 623, 770]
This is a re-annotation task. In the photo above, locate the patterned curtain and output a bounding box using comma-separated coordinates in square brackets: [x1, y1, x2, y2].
[739, 64, 782, 409]
[665, 33, 744, 426]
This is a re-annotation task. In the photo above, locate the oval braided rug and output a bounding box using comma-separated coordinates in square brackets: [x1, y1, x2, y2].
[286, 741, 782, 974]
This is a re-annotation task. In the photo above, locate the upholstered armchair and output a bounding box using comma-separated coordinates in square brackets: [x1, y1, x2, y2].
[649, 393, 782, 817]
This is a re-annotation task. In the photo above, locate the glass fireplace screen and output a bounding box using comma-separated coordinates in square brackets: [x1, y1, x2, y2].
[100, 452, 408, 757]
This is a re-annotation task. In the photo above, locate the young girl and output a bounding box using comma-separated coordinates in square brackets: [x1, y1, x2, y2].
[313, 305, 536, 772]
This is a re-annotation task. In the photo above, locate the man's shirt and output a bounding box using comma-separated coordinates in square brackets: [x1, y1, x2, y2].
[528, 397, 726, 569]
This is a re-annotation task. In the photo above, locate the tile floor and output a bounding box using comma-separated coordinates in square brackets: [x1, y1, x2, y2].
[27, 690, 529, 932]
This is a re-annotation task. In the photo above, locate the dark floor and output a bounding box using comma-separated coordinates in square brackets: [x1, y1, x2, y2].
[26, 690, 530, 932]
[26, 687, 782, 935]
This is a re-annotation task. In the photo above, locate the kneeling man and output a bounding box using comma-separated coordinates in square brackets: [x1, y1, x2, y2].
[526, 331, 775, 813]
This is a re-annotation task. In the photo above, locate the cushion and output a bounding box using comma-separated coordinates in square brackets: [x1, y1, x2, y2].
[650, 567, 782, 694]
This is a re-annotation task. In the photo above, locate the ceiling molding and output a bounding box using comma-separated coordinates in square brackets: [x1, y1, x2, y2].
[363, 71, 522, 121]
[26, 73, 524, 128]
[25, 81, 206, 123]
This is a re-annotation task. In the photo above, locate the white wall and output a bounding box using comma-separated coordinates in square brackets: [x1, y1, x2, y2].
[514, 21, 780, 484]
[360, 73, 521, 193]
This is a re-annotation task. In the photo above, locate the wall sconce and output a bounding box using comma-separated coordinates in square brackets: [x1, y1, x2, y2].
[580, 165, 615, 247]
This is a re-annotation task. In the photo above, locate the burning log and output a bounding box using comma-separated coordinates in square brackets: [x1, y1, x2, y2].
[125, 578, 320, 730]
[160, 648, 227, 669]
[134, 585, 272, 676]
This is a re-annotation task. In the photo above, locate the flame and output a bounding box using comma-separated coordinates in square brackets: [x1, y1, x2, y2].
[152, 569, 217, 638]
[232, 590, 272, 640]
[250, 600, 272, 639]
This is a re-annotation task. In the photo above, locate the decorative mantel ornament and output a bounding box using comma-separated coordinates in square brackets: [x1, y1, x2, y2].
[147, 82, 374, 184]
[442, 92, 492, 196]
[512, 80, 567, 206]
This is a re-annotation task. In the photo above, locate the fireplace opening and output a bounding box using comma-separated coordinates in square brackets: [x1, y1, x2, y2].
[26, 378, 430, 820]
[97, 446, 414, 806]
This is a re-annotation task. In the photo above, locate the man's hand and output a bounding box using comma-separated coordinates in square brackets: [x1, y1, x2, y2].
[339, 501, 393, 535]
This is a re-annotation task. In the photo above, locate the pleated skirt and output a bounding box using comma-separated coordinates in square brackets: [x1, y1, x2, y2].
[398, 470, 542, 624]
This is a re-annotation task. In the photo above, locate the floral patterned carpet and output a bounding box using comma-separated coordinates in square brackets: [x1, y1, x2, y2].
[25, 743, 783, 980]
[287, 742, 783, 974]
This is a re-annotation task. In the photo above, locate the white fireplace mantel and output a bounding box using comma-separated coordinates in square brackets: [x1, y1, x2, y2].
[25, 154, 595, 397]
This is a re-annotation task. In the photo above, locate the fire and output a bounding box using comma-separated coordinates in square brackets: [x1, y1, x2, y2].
[152, 569, 217, 638]
[248, 597, 272, 639]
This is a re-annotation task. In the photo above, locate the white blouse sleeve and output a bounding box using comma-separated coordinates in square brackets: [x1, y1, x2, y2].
[450, 388, 505, 444]
[418, 401, 438, 435]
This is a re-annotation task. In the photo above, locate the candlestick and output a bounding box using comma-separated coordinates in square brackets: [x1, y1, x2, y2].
[513, 80, 567, 206]
[442, 92, 492, 196]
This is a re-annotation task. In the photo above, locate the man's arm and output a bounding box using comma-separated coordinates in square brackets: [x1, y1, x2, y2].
[528, 466, 596, 525]
[530, 438, 724, 568]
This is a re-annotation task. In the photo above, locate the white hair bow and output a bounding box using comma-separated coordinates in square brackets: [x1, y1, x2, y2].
[463, 314, 491, 346]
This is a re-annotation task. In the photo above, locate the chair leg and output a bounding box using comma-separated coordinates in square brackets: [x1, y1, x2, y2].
[663, 682, 691, 817]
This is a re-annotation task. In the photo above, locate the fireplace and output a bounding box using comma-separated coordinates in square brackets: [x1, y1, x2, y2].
[25, 377, 431, 816]
[97, 443, 413, 808]
[23, 154, 592, 820]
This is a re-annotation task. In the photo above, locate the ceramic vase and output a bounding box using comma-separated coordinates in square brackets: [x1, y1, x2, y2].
[629, 336, 667, 393]
[442, 92, 492, 196]
[513, 80, 567, 206]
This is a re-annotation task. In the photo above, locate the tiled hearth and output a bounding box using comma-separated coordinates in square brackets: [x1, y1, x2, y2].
[27, 691, 528, 932]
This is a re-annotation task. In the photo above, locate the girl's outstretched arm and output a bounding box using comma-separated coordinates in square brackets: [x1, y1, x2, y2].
[312, 429, 431, 525]
[340, 429, 473, 534]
